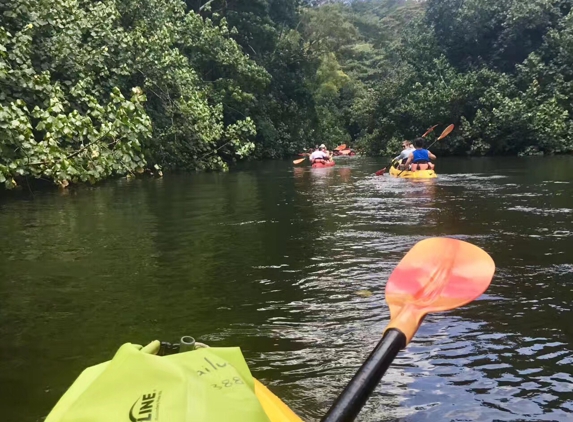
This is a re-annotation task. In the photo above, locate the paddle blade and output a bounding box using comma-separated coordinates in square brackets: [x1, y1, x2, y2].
[293, 158, 306, 165]
[437, 124, 454, 140]
[335, 144, 347, 151]
[375, 168, 386, 176]
[385, 237, 495, 343]
[340, 149, 352, 155]
[422, 124, 438, 138]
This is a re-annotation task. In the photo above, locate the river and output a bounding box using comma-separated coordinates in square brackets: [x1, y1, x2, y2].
[1, 156, 573, 421]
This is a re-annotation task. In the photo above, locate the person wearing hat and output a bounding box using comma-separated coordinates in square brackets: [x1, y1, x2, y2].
[394, 140, 415, 169]
[309, 144, 331, 165]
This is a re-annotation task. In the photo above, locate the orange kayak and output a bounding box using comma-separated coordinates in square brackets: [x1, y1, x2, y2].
[312, 160, 335, 168]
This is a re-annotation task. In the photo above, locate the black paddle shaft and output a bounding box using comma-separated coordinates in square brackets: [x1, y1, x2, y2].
[321, 329, 407, 422]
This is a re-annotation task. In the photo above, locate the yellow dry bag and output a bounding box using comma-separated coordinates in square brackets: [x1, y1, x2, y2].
[45, 340, 272, 422]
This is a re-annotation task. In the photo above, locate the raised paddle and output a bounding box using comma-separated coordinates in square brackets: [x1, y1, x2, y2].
[422, 124, 439, 138]
[397, 123, 454, 177]
[321, 237, 495, 422]
[335, 144, 347, 151]
[426, 123, 454, 150]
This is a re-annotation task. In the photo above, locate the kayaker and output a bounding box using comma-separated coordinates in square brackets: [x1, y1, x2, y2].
[394, 140, 415, 169]
[309, 144, 330, 165]
[405, 138, 436, 170]
[322, 144, 333, 161]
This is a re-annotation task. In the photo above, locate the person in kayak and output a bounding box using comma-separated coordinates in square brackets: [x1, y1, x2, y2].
[405, 138, 436, 170]
[309, 144, 331, 165]
[394, 140, 415, 169]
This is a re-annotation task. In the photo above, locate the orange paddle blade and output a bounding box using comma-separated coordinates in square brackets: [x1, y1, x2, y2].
[385, 237, 494, 343]
[437, 124, 454, 140]
[335, 144, 347, 151]
[340, 149, 352, 155]
[293, 158, 306, 165]
[422, 124, 438, 138]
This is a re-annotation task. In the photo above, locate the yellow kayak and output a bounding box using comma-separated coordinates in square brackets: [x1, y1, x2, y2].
[389, 164, 437, 179]
[255, 379, 303, 422]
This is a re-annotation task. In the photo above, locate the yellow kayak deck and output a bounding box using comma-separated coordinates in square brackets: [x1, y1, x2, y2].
[255, 379, 303, 422]
[389, 165, 437, 179]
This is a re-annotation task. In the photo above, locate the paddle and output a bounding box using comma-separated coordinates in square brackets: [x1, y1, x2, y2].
[397, 123, 454, 177]
[293, 157, 306, 165]
[422, 124, 438, 138]
[321, 237, 495, 422]
[426, 123, 453, 150]
[335, 144, 347, 151]
[374, 142, 409, 176]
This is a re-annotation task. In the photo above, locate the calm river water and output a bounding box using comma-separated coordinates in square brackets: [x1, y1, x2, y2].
[1, 156, 573, 421]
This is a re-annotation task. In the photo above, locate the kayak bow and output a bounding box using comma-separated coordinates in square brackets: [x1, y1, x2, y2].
[255, 379, 303, 422]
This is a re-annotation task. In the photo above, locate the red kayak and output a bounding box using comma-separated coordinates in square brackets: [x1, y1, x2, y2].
[312, 160, 336, 168]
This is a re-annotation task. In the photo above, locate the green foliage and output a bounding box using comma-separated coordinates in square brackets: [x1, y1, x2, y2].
[336, 0, 573, 157]
[312, 53, 351, 143]
[0, 19, 151, 189]
[3, 0, 573, 190]
[194, 1, 321, 159]
[0, 0, 267, 188]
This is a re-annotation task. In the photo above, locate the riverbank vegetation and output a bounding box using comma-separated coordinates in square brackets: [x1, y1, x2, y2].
[2, 0, 573, 188]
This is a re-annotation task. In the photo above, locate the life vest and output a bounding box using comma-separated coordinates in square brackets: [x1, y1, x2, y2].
[412, 149, 430, 163]
[309, 151, 327, 163]
[410, 162, 435, 171]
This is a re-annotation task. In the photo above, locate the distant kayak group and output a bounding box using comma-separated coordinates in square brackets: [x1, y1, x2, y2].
[293, 143, 357, 168]
[292, 123, 453, 178]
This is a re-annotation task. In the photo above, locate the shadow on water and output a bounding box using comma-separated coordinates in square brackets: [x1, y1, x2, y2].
[1, 156, 573, 421]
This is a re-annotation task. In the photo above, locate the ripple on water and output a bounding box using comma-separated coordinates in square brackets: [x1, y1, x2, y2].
[506, 206, 573, 215]
[241, 166, 573, 421]
[3, 160, 573, 422]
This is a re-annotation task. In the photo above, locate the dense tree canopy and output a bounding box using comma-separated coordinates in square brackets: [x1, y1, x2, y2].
[2, 0, 573, 188]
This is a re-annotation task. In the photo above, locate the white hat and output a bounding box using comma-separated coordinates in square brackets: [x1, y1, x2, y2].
[319, 144, 326, 149]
